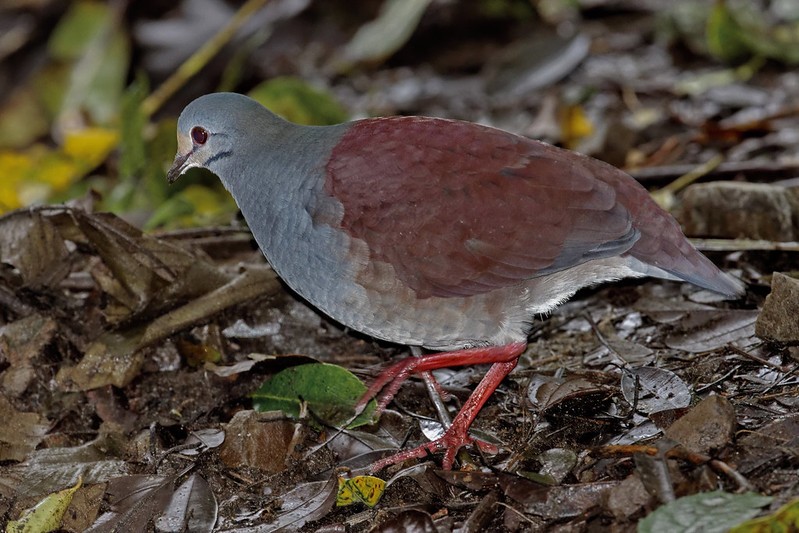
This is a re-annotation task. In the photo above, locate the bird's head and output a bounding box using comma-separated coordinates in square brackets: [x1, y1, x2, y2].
[167, 92, 284, 184]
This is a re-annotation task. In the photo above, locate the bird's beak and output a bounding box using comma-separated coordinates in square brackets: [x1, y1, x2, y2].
[167, 152, 191, 184]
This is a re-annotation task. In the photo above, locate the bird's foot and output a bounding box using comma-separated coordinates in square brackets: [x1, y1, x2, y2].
[367, 356, 523, 471]
[369, 418, 498, 472]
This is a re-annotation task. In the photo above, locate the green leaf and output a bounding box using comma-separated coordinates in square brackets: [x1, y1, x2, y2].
[119, 75, 149, 183]
[48, 0, 131, 127]
[248, 77, 348, 126]
[144, 183, 237, 230]
[638, 491, 773, 533]
[341, 0, 432, 67]
[251, 363, 378, 428]
[706, 2, 750, 63]
[48, 1, 109, 60]
[142, 117, 180, 203]
[737, 16, 799, 65]
[705, 0, 799, 65]
[112, 79, 184, 215]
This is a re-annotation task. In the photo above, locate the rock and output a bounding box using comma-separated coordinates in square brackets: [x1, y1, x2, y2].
[679, 182, 799, 241]
[755, 273, 799, 343]
[664, 394, 736, 454]
[606, 474, 650, 521]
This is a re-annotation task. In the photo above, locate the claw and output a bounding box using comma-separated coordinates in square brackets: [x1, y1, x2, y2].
[370, 428, 501, 471]
[361, 348, 525, 470]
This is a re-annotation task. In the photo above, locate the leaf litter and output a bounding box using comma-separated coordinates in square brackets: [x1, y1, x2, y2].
[2, 0, 799, 531]
[0, 200, 789, 531]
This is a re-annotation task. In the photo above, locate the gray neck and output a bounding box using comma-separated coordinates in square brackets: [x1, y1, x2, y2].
[222, 121, 355, 312]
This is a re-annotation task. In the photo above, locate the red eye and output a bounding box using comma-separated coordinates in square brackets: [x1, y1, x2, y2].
[191, 126, 208, 145]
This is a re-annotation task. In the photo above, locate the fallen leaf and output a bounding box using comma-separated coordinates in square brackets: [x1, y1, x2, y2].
[639, 491, 772, 533]
[336, 475, 386, 508]
[620, 367, 692, 414]
[155, 474, 217, 533]
[341, 0, 432, 67]
[6, 476, 83, 533]
[0, 395, 49, 462]
[251, 363, 377, 428]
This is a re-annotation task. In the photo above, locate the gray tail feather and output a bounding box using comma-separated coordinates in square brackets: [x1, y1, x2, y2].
[627, 256, 745, 298]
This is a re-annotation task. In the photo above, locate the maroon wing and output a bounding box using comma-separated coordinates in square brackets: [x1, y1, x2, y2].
[324, 116, 638, 299]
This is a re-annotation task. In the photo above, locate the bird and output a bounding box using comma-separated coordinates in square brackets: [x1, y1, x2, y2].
[167, 92, 744, 471]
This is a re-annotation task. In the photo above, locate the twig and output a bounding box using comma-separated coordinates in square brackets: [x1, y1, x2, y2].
[728, 345, 795, 374]
[689, 238, 799, 252]
[709, 459, 755, 493]
[654, 154, 724, 197]
[631, 160, 799, 183]
[595, 444, 754, 492]
[141, 0, 270, 117]
[695, 364, 741, 393]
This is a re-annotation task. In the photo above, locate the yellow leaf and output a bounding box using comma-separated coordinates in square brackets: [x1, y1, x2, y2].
[180, 184, 228, 215]
[730, 497, 799, 532]
[0, 126, 118, 214]
[6, 476, 83, 533]
[560, 104, 594, 150]
[37, 152, 81, 191]
[336, 476, 355, 507]
[63, 127, 118, 169]
[350, 475, 386, 507]
[0, 151, 33, 176]
[0, 151, 32, 210]
[336, 475, 385, 508]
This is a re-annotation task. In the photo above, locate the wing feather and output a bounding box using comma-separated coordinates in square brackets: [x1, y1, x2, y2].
[324, 117, 638, 298]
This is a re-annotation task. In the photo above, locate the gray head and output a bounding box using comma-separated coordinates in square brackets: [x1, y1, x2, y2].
[167, 92, 289, 184]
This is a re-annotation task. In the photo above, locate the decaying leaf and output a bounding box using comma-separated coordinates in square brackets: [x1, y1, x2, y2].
[5, 438, 129, 498]
[86, 475, 173, 533]
[665, 309, 758, 352]
[639, 490, 772, 533]
[620, 366, 692, 414]
[0, 313, 58, 397]
[0, 395, 49, 463]
[218, 410, 297, 473]
[0, 209, 71, 289]
[263, 479, 337, 531]
[154, 474, 217, 533]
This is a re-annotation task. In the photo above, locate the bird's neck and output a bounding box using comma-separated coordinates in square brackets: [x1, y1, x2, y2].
[227, 122, 349, 273]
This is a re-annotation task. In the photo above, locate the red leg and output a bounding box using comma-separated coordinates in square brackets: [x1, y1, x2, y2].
[360, 342, 526, 471]
[357, 342, 526, 411]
